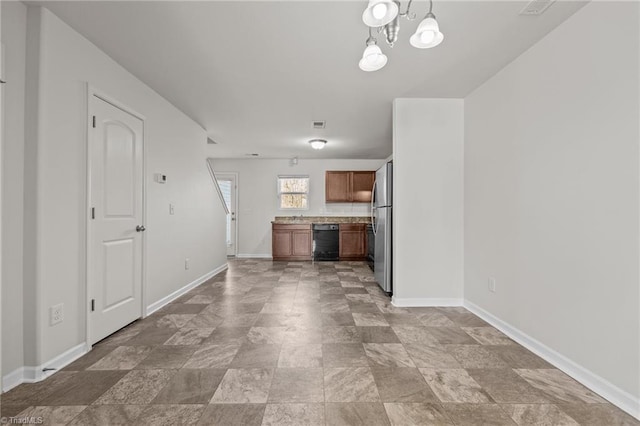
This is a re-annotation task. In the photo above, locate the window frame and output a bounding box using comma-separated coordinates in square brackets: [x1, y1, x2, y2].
[277, 175, 310, 210]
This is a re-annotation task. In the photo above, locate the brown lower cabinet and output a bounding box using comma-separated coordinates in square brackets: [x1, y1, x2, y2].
[339, 223, 367, 260]
[272, 223, 312, 261]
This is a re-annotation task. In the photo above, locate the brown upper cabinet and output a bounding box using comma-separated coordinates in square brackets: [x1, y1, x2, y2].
[325, 171, 375, 203]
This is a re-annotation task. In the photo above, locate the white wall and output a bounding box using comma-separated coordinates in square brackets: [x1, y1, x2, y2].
[1, 0, 27, 379]
[7, 5, 227, 380]
[465, 0, 639, 410]
[392, 99, 464, 305]
[210, 158, 385, 257]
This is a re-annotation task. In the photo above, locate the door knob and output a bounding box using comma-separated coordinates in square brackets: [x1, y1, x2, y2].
[136, 225, 146, 232]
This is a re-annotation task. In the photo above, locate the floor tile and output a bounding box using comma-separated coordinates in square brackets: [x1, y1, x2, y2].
[268, 368, 324, 403]
[324, 367, 380, 402]
[420, 368, 493, 403]
[390, 326, 438, 345]
[135, 345, 197, 370]
[63, 345, 116, 371]
[15, 405, 86, 425]
[7, 259, 633, 426]
[467, 368, 550, 403]
[425, 327, 477, 344]
[261, 403, 324, 426]
[136, 404, 205, 426]
[322, 312, 356, 326]
[445, 344, 510, 368]
[210, 368, 274, 403]
[462, 327, 515, 345]
[384, 403, 452, 426]
[182, 343, 241, 369]
[197, 404, 265, 426]
[181, 313, 224, 329]
[68, 405, 145, 425]
[322, 326, 361, 343]
[39, 370, 128, 405]
[87, 345, 153, 370]
[555, 403, 639, 426]
[278, 344, 322, 367]
[230, 343, 281, 368]
[322, 343, 369, 367]
[247, 327, 287, 344]
[325, 403, 391, 426]
[358, 327, 401, 343]
[442, 403, 516, 425]
[371, 367, 438, 403]
[94, 369, 175, 405]
[501, 404, 579, 425]
[488, 345, 554, 369]
[353, 313, 389, 326]
[154, 314, 197, 329]
[515, 369, 607, 404]
[124, 327, 177, 346]
[201, 327, 250, 346]
[152, 369, 226, 404]
[364, 343, 416, 367]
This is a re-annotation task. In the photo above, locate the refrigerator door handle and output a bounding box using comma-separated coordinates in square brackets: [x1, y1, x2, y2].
[371, 181, 377, 235]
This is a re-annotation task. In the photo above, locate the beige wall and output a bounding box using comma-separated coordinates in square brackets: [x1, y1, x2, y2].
[392, 98, 464, 305]
[3, 5, 227, 386]
[465, 0, 639, 406]
[1, 0, 27, 379]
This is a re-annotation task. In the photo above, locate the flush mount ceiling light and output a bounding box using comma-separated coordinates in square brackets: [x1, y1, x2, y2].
[309, 139, 327, 150]
[359, 0, 444, 71]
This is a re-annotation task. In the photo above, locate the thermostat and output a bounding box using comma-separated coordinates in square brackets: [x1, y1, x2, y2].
[155, 173, 167, 184]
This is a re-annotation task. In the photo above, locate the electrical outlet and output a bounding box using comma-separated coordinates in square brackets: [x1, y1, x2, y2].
[185, 258, 190, 270]
[50, 303, 64, 325]
[169, 203, 175, 215]
[488, 278, 497, 293]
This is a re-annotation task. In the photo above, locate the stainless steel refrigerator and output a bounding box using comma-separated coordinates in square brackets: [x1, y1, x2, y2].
[372, 161, 392, 293]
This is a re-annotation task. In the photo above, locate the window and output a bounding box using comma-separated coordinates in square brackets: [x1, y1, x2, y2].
[278, 175, 309, 210]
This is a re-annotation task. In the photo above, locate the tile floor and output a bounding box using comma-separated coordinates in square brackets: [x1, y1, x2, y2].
[1, 259, 638, 425]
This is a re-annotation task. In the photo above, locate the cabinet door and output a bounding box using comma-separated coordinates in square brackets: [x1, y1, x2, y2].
[339, 224, 366, 259]
[351, 171, 375, 203]
[292, 230, 311, 257]
[326, 171, 351, 202]
[272, 230, 292, 257]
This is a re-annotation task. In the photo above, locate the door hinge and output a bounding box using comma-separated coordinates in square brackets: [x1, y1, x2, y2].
[92, 116, 96, 128]
[91, 207, 95, 219]
[91, 299, 95, 312]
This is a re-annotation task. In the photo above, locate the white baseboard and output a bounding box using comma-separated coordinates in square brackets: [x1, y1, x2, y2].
[464, 300, 640, 421]
[2, 342, 88, 392]
[145, 263, 228, 316]
[236, 254, 272, 259]
[391, 297, 463, 307]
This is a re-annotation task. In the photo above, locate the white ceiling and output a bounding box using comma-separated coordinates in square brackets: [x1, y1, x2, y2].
[37, 1, 586, 159]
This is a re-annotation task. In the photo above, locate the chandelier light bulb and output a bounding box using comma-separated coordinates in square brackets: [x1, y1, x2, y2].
[420, 30, 436, 44]
[409, 15, 444, 49]
[359, 44, 388, 72]
[362, 0, 399, 27]
[372, 3, 388, 19]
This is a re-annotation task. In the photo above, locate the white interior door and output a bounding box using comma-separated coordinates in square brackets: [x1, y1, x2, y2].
[216, 174, 237, 256]
[89, 95, 144, 345]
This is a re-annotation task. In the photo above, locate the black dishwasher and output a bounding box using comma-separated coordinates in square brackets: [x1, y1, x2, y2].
[313, 224, 339, 261]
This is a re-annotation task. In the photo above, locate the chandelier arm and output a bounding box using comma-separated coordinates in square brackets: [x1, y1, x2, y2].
[400, 0, 417, 20]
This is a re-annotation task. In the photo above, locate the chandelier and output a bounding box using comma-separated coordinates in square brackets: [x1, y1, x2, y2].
[359, 0, 444, 72]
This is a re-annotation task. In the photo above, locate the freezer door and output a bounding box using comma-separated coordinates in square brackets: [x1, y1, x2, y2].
[375, 163, 389, 207]
[374, 207, 391, 293]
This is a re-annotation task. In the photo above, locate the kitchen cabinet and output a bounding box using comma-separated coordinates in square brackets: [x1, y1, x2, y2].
[339, 223, 367, 260]
[325, 171, 375, 203]
[272, 223, 312, 261]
